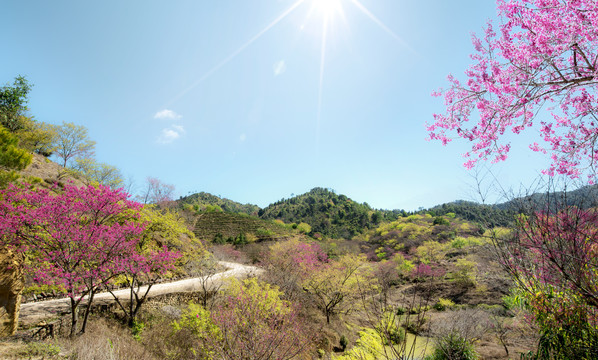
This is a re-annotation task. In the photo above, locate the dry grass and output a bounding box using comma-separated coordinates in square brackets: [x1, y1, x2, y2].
[57, 317, 155, 360]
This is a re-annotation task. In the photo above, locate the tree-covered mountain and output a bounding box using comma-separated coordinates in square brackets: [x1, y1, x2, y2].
[178, 192, 260, 215]
[258, 187, 403, 238]
[427, 200, 516, 228]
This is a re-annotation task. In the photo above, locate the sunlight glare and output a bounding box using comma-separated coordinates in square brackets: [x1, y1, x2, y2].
[313, 0, 342, 17]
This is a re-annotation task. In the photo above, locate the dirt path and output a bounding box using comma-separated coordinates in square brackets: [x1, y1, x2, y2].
[18, 262, 261, 326]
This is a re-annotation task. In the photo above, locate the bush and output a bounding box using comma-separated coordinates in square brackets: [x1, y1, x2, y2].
[434, 216, 450, 226]
[425, 331, 479, 360]
[450, 237, 467, 249]
[340, 335, 348, 351]
[452, 258, 477, 287]
[434, 298, 455, 311]
[213, 233, 226, 244]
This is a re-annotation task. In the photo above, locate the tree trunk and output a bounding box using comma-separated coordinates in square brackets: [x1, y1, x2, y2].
[69, 297, 79, 337]
[79, 289, 96, 334]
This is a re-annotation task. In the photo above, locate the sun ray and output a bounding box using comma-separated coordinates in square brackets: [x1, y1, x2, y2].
[349, 0, 417, 54]
[166, 0, 306, 107]
[316, 14, 329, 150]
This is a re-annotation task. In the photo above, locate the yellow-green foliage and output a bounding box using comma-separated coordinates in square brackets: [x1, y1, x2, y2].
[416, 241, 444, 264]
[225, 277, 291, 317]
[172, 302, 220, 338]
[452, 258, 477, 286]
[450, 237, 468, 249]
[334, 328, 385, 360]
[406, 214, 423, 222]
[296, 222, 312, 234]
[139, 206, 206, 272]
[171, 302, 221, 358]
[0, 124, 32, 186]
[70, 157, 123, 189]
[392, 252, 415, 276]
[16, 117, 57, 156]
[451, 236, 486, 249]
[376, 312, 406, 345]
[204, 204, 223, 213]
[434, 297, 455, 311]
[304, 254, 376, 322]
[484, 227, 511, 239]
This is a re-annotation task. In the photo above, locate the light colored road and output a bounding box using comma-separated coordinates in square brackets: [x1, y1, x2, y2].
[19, 261, 261, 326]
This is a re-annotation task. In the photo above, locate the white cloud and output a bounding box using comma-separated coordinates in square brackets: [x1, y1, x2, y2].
[157, 125, 185, 144]
[154, 109, 182, 120]
[273, 60, 286, 76]
[172, 124, 186, 134]
[239, 133, 247, 142]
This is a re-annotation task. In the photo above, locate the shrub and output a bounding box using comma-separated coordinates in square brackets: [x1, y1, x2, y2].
[452, 258, 477, 287]
[434, 216, 450, 226]
[213, 233, 226, 244]
[424, 331, 479, 360]
[450, 237, 467, 249]
[340, 335, 348, 351]
[434, 298, 456, 311]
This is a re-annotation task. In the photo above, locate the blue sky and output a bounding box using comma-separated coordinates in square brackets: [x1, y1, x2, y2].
[1, 0, 553, 210]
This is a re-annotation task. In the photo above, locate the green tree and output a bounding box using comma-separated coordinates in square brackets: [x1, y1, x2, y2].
[0, 125, 32, 186]
[53, 122, 96, 168]
[16, 118, 57, 156]
[71, 157, 123, 189]
[0, 76, 32, 132]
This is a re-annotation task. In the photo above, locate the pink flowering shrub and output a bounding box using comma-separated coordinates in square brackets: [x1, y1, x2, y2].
[410, 263, 445, 282]
[497, 206, 598, 357]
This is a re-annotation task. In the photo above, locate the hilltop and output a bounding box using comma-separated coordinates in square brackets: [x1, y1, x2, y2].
[258, 187, 404, 238]
[178, 192, 259, 215]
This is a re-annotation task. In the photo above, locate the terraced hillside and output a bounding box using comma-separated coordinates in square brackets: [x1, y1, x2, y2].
[193, 212, 294, 242]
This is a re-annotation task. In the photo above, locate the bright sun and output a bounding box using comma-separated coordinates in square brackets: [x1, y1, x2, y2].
[312, 0, 343, 17]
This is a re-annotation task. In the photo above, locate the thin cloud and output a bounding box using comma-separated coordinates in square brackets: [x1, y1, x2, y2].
[273, 60, 287, 76]
[172, 124, 186, 134]
[154, 109, 182, 120]
[157, 125, 185, 144]
[240, 133, 247, 142]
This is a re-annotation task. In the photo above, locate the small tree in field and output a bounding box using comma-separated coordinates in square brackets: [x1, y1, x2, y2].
[303, 253, 376, 324]
[0, 183, 155, 336]
[263, 238, 328, 301]
[429, 0, 598, 181]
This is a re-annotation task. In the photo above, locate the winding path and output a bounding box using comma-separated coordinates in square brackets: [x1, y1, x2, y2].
[18, 262, 261, 326]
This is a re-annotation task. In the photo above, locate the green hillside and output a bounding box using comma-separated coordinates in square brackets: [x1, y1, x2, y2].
[178, 192, 260, 215]
[258, 187, 402, 238]
[427, 200, 516, 228]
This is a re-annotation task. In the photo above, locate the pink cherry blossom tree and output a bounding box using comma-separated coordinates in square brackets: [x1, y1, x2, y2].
[0, 183, 169, 336]
[429, 0, 598, 181]
[138, 176, 175, 205]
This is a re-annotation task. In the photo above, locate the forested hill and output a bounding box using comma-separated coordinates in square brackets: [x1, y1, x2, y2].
[427, 184, 598, 228]
[258, 187, 403, 238]
[428, 201, 516, 228]
[177, 192, 260, 215]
